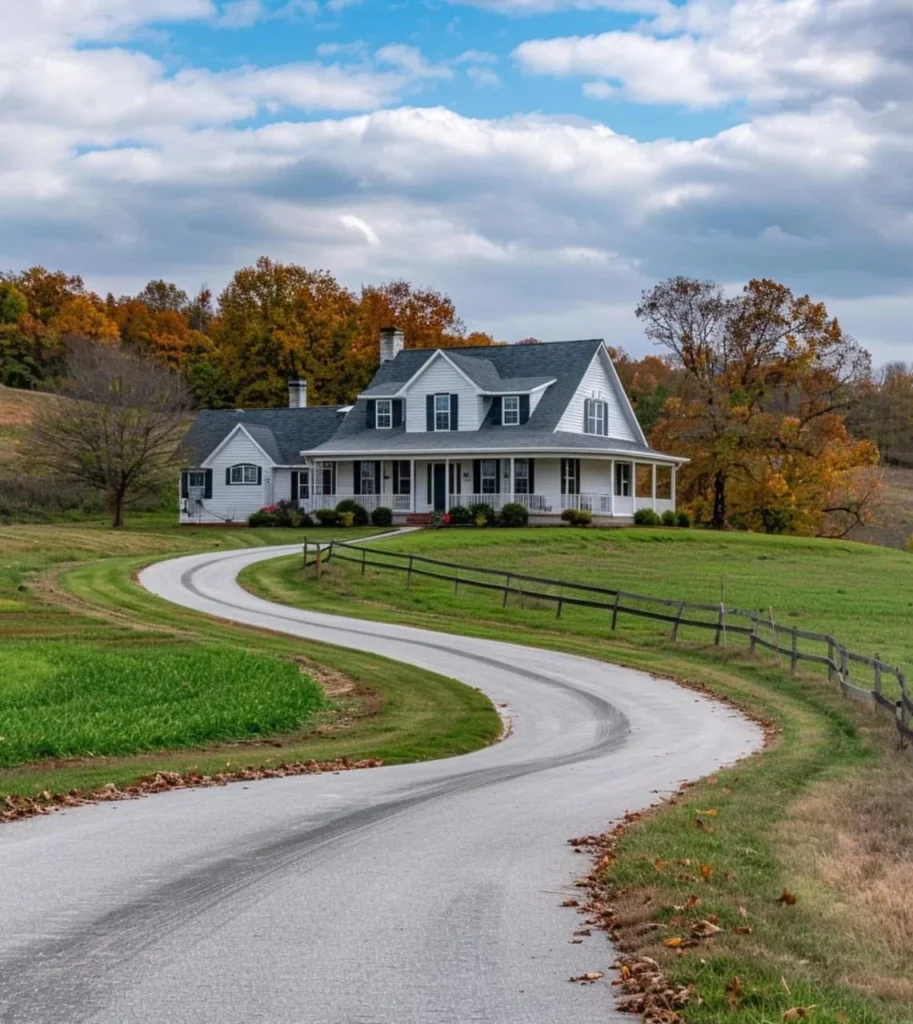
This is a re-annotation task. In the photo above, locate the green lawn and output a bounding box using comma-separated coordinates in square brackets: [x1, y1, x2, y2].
[0, 518, 500, 799]
[242, 526, 913, 1024]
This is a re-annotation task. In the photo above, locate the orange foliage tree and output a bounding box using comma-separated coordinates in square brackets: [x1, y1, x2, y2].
[640, 277, 878, 534]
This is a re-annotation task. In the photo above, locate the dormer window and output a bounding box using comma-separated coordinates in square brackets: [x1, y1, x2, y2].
[585, 398, 608, 436]
[502, 395, 520, 426]
[229, 464, 260, 485]
[376, 399, 393, 429]
[435, 394, 451, 432]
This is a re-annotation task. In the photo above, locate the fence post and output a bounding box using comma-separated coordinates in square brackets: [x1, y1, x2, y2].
[671, 602, 684, 642]
[556, 596, 564, 620]
[874, 653, 882, 698]
[315, 544, 322, 579]
[302, 537, 308, 569]
[898, 672, 909, 749]
[454, 568, 459, 596]
[827, 638, 835, 683]
[715, 603, 725, 647]
[611, 592, 620, 631]
[790, 630, 798, 673]
[503, 574, 512, 609]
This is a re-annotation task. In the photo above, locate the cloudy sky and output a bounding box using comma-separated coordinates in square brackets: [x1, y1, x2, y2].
[2, 0, 912, 360]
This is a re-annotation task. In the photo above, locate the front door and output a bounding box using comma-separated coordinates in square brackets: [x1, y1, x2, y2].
[432, 462, 447, 511]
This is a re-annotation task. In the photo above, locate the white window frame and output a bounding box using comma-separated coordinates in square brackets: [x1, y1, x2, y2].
[481, 459, 498, 495]
[502, 395, 520, 426]
[396, 461, 412, 495]
[188, 471, 206, 489]
[230, 464, 259, 485]
[360, 462, 378, 495]
[514, 459, 530, 495]
[376, 399, 393, 429]
[586, 399, 608, 437]
[434, 394, 451, 432]
[298, 467, 310, 501]
[614, 463, 632, 497]
[562, 459, 579, 496]
[318, 461, 336, 496]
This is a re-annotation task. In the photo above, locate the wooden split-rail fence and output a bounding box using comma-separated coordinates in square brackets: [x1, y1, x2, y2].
[302, 539, 913, 747]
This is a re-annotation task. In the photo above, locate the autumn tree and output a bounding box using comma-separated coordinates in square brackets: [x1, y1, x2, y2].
[50, 295, 120, 344]
[216, 258, 363, 407]
[639, 276, 876, 533]
[136, 279, 189, 313]
[30, 341, 191, 527]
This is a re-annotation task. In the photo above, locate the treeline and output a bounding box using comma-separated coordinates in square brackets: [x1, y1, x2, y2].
[0, 258, 495, 409]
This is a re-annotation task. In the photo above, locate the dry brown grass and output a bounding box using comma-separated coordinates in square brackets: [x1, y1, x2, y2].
[0, 384, 66, 429]
[780, 729, 913, 1001]
[849, 466, 913, 550]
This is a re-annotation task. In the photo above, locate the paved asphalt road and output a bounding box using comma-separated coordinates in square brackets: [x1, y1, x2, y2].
[0, 544, 761, 1024]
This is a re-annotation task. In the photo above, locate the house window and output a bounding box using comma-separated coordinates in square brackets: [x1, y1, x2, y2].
[561, 459, 579, 495]
[434, 394, 451, 432]
[481, 459, 498, 495]
[586, 399, 609, 436]
[360, 462, 378, 495]
[396, 461, 411, 495]
[449, 462, 461, 496]
[376, 399, 393, 429]
[298, 468, 310, 501]
[188, 471, 206, 490]
[229, 464, 259, 485]
[318, 462, 336, 496]
[614, 463, 632, 497]
[514, 459, 530, 494]
[503, 395, 520, 426]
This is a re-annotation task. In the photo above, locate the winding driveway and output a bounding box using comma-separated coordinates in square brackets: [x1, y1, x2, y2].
[0, 544, 761, 1024]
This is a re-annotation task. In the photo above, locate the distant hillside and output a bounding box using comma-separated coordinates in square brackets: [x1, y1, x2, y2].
[0, 385, 69, 467]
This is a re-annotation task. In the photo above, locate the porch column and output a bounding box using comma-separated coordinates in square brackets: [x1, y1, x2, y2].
[610, 459, 615, 517]
[510, 456, 515, 504]
[410, 459, 415, 513]
[652, 464, 657, 512]
[672, 465, 677, 513]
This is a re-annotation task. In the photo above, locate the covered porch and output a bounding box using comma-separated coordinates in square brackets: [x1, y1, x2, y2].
[303, 456, 678, 521]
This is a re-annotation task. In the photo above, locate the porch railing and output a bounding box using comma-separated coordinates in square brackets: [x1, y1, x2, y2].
[308, 493, 411, 513]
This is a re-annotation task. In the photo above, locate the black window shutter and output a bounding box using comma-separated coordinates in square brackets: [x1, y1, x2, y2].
[575, 459, 581, 494]
[520, 395, 530, 424]
[353, 461, 361, 495]
[494, 459, 501, 494]
[181, 472, 189, 499]
[291, 470, 299, 501]
[450, 394, 459, 431]
[560, 459, 567, 495]
[366, 400, 376, 429]
[528, 459, 535, 494]
[204, 470, 213, 499]
[491, 396, 502, 426]
[392, 399, 403, 428]
[426, 394, 435, 431]
[225, 467, 231, 486]
[374, 461, 382, 493]
[257, 466, 262, 486]
[473, 460, 481, 494]
[392, 462, 400, 496]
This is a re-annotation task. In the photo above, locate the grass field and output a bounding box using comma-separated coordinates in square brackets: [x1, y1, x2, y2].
[0, 517, 500, 798]
[242, 526, 913, 1024]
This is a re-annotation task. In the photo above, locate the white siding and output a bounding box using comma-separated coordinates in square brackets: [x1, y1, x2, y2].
[556, 347, 637, 442]
[403, 355, 480, 432]
[529, 389, 545, 416]
[182, 430, 272, 525]
[580, 458, 612, 494]
[533, 457, 560, 498]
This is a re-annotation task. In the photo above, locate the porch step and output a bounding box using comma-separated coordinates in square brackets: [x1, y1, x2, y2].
[404, 513, 433, 527]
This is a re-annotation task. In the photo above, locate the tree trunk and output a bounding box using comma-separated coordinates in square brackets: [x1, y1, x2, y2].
[711, 470, 726, 530]
[112, 493, 125, 529]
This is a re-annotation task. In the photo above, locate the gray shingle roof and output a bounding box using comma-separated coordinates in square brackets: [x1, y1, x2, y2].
[180, 406, 345, 466]
[308, 428, 679, 461]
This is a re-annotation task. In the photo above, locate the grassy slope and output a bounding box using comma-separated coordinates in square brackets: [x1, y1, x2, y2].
[242, 528, 913, 1024]
[0, 518, 500, 797]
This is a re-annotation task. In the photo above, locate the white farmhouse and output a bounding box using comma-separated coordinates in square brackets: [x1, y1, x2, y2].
[179, 330, 684, 524]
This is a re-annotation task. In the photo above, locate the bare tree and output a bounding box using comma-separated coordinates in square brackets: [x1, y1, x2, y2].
[30, 340, 191, 527]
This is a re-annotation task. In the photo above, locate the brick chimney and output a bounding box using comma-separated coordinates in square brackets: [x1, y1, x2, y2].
[379, 327, 404, 364]
[288, 379, 308, 409]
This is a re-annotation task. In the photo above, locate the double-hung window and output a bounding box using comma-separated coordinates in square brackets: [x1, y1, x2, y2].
[614, 463, 631, 497]
[318, 461, 336, 496]
[395, 461, 411, 495]
[514, 459, 530, 494]
[230, 464, 259, 485]
[360, 462, 378, 495]
[434, 394, 451, 432]
[188, 471, 206, 490]
[561, 459, 579, 496]
[585, 399, 609, 436]
[298, 468, 310, 501]
[481, 459, 498, 495]
[376, 399, 393, 429]
[502, 395, 520, 426]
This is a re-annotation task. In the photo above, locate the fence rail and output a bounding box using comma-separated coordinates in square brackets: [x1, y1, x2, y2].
[303, 539, 912, 748]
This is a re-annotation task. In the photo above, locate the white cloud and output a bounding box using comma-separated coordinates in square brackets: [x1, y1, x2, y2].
[375, 44, 453, 80]
[215, 0, 264, 28]
[340, 214, 381, 246]
[467, 66, 501, 87]
[450, 0, 672, 14]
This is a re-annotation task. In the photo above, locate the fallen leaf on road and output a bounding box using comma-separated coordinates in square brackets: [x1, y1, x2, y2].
[569, 972, 603, 984]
